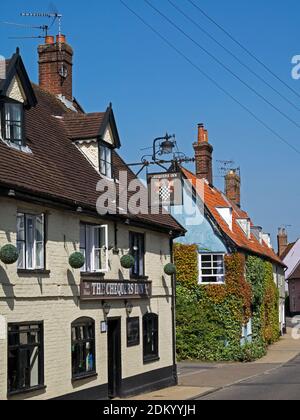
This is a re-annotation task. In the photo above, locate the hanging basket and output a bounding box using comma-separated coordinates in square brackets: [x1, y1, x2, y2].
[164, 263, 177, 276]
[0, 244, 19, 265]
[69, 252, 85, 269]
[120, 254, 135, 269]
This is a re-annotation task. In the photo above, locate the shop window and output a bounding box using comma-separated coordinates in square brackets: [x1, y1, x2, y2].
[8, 322, 44, 395]
[71, 318, 96, 380]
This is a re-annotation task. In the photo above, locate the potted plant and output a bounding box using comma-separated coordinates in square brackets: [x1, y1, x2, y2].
[0, 244, 19, 265]
[120, 254, 135, 269]
[69, 252, 85, 269]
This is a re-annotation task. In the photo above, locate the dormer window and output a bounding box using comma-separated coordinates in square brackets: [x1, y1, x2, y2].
[1, 102, 24, 146]
[99, 143, 112, 178]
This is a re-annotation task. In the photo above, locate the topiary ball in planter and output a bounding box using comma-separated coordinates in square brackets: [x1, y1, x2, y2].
[69, 252, 85, 269]
[120, 254, 135, 269]
[0, 244, 19, 265]
[164, 263, 177, 276]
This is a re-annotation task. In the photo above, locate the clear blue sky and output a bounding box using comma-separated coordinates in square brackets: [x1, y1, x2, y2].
[1, 0, 300, 245]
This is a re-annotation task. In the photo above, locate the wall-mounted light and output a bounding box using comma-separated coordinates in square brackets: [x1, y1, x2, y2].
[8, 190, 16, 197]
[76, 207, 83, 213]
[103, 302, 111, 316]
[126, 301, 133, 316]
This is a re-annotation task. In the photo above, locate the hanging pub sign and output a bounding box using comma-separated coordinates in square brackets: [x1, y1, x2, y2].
[147, 172, 183, 207]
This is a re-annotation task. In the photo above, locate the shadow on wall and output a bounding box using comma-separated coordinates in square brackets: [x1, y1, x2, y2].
[0, 265, 15, 311]
[67, 269, 80, 306]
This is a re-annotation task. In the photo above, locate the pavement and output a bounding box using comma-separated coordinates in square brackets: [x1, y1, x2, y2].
[127, 326, 300, 400]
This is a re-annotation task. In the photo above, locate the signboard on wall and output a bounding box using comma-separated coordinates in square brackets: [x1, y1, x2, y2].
[147, 172, 183, 207]
[80, 280, 152, 301]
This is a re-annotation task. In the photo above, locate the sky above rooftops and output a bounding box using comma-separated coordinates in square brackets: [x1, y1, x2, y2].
[1, 0, 300, 245]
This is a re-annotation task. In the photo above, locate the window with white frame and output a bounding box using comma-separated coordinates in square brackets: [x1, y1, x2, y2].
[2, 102, 24, 146]
[80, 224, 108, 273]
[199, 254, 225, 284]
[17, 213, 45, 270]
[99, 143, 112, 178]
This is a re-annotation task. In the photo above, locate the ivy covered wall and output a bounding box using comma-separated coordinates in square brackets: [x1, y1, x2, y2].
[175, 244, 280, 362]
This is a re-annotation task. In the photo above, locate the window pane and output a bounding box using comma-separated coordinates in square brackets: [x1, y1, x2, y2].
[71, 319, 95, 378]
[26, 217, 34, 269]
[201, 255, 212, 263]
[17, 241, 25, 269]
[8, 323, 43, 394]
[17, 214, 25, 241]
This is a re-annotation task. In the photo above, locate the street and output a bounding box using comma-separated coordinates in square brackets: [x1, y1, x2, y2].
[200, 355, 300, 400]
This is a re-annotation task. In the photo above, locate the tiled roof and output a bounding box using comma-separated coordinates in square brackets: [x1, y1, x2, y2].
[181, 167, 285, 266]
[62, 112, 106, 140]
[280, 242, 296, 260]
[0, 82, 184, 235]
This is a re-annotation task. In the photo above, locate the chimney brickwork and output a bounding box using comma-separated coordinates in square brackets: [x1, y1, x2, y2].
[278, 228, 288, 257]
[38, 35, 73, 101]
[193, 123, 214, 185]
[225, 170, 241, 208]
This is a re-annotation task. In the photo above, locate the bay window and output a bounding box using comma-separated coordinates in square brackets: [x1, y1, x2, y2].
[80, 224, 108, 273]
[99, 143, 112, 178]
[199, 253, 225, 284]
[17, 213, 45, 270]
[2, 102, 24, 146]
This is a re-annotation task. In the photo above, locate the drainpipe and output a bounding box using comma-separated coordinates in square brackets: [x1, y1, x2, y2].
[170, 237, 178, 385]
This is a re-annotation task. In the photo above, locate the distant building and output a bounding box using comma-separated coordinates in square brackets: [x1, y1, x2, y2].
[278, 229, 300, 314]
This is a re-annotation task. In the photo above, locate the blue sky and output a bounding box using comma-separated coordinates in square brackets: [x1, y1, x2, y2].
[1, 0, 300, 245]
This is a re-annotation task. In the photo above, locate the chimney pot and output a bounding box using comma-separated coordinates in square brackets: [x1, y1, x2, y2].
[45, 35, 55, 45]
[56, 34, 66, 44]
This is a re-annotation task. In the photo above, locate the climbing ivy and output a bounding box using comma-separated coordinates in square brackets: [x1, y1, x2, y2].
[175, 247, 280, 362]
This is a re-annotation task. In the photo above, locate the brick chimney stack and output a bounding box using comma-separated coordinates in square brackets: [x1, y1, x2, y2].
[277, 228, 288, 257]
[225, 169, 241, 208]
[193, 123, 214, 185]
[38, 34, 73, 102]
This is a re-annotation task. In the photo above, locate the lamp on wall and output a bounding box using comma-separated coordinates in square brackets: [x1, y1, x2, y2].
[103, 302, 111, 316]
[125, 301, 133, 316]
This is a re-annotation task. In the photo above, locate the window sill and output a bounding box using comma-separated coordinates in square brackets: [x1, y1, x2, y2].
[72, 372, 98, 383]
[8, 385, 47, 398]
[130, 276, 149, 281]
[81, 272, 106, 279]
[18, 269, 50, 276]
[143, 356, 160, 365]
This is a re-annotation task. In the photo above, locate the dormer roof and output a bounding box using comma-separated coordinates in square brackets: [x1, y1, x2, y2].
[61, 104, 121, 147]
[0, 50, 37, 108]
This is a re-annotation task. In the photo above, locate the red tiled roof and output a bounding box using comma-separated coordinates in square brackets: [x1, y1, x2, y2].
[0, 83, 184, 235]
[181, 167, 284, 266]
